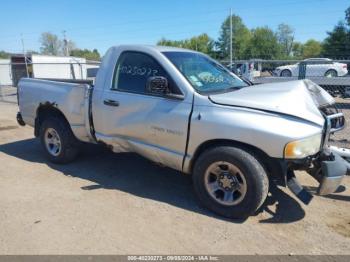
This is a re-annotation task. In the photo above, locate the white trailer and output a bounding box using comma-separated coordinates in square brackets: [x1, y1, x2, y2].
[0, 59, 12, 86]
[11, 54, 88, 86]
[31, 55, 87, 79]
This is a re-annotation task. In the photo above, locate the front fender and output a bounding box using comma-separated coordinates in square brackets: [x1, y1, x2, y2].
[183, 104, 323, 173]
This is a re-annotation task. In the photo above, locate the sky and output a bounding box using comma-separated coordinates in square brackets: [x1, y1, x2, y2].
[0, 0, 349, 55]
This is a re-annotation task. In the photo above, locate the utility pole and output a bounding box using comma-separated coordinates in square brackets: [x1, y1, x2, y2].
[230, 8, 233, 70]
[63, 30, 68, 56]
[20, 33, 29, 77]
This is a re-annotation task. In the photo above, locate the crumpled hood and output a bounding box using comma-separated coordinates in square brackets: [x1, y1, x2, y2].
[209, 80, 334, 126]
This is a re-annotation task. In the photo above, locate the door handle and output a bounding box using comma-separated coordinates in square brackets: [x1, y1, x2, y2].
[103, 99, 119, 107]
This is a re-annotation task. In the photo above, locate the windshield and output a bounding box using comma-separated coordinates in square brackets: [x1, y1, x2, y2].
[163, 51, 247, 94]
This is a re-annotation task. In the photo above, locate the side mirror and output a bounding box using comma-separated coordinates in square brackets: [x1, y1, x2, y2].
[147, 76, 169, 95]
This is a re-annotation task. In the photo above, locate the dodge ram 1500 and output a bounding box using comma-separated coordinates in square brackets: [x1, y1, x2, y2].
[17, 45, 347, 218]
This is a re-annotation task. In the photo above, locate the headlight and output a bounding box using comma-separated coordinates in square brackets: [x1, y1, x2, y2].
[284, 134, 322, 159]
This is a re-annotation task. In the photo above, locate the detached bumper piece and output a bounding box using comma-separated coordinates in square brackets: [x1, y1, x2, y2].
[318, 152, 346, 195]
[287, 175, 313, 204]
[329, 145, 350, 172]
[287, 150, 346, 204]
[16, 112, 25, 126]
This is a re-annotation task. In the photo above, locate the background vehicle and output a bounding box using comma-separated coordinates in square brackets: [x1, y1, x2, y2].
[274, 58, 348, 77]
[228, 61, 261, 80]
[16, 45, 347, 219]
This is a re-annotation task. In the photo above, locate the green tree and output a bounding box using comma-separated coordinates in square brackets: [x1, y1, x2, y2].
[63, 39, 77, 56]
[70, 48, 101, 61]
[157, 33, 215, 56]
[26, 50, 40, 55]
[244, 27, 282, 59]
[302, 39, 322, 58]
[346, 6, 350, 26]
[216, 15, 251, 60]
[39, 32, 62, 55]
[322, 22, 350, 58]
[0, 51, 10, 59]
[276, 23, 294, 58]
[292, 42, 303, 58]
[157, 38, 183, 47]
[187, 34, 215, 55]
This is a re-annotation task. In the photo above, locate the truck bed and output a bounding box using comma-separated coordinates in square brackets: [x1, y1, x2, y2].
[18, 78, 93, 142]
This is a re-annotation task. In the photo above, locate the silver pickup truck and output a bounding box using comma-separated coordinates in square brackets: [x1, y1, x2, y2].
[17, 45, 347, 218]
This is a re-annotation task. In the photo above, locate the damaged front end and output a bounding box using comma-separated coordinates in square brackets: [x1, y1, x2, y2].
[287, 105, 347, 204]
[309, 108, 346, 195]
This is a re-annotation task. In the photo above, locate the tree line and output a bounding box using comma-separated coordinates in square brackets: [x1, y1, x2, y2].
[158, 6, 350, 61]
[0, 33, 101, 61]
[38, 32, 101, 60]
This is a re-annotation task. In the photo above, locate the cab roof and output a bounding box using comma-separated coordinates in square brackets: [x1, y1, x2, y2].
[110, 44, 197, 53]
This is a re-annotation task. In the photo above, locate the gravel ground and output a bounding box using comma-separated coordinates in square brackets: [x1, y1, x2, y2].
[0, 86, 349, 255]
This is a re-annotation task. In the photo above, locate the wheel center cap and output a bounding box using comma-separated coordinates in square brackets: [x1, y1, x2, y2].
[219, 173, 234, 190]
[221, 177, 232, 189]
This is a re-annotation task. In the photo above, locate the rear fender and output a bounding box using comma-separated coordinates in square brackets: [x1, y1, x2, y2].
[34, 103, 68, 137]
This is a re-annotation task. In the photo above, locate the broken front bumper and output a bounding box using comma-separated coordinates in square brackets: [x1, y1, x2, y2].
[317, 110, 346, 195]
[318, 152, 346, 195]
[287, 111, 346, 202]
[286, 151, 346, 204]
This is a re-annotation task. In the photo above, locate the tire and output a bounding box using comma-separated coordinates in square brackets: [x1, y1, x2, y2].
[192, 146, 269, 219]
[325, 69, 337, 78]
[39, 116, 79, 164]
[280, 69, 292, 77]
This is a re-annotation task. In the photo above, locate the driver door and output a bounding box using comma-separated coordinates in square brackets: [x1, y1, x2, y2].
[94, 51, 192, 171]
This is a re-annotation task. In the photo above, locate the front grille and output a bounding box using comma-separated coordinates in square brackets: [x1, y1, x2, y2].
[320, 105, 345, 132]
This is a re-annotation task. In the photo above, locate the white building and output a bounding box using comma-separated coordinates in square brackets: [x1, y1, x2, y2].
[0, 59, 12, 86]
[10, 54, 99, 86]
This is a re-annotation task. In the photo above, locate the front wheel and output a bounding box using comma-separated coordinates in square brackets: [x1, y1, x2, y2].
[192, 146, 269, 219]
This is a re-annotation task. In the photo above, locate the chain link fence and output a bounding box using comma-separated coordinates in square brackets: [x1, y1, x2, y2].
[224, 58, 350, 97]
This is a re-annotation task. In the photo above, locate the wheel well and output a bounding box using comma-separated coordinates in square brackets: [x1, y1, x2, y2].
[280, 69, 291, 76]
[190, 139, 287, 186]
[34, 103, 69, 137]
[325, 69, 337, 75]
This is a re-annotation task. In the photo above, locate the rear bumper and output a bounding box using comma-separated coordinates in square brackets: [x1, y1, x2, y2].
[318, 152, 346, 195]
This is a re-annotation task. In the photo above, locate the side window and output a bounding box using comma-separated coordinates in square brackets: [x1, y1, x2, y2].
[112, 51, 178, 94]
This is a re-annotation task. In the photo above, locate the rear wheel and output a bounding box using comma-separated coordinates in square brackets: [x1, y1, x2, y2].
[280, 69, 292, 77]
[192, 146, 269, 219]
[325, 69, 337, 78]
[39, 117, 79, 164]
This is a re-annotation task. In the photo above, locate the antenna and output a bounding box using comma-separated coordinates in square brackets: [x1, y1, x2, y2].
[230, 8, 233, 69]
[20, 33, 29, 77]
[63, 30, 68, 56]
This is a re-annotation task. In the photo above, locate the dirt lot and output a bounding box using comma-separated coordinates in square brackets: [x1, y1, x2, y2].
[0, 86, 349, 254]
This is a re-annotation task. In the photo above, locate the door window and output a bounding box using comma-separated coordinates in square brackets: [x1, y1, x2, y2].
[112, 51, 179, 94]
